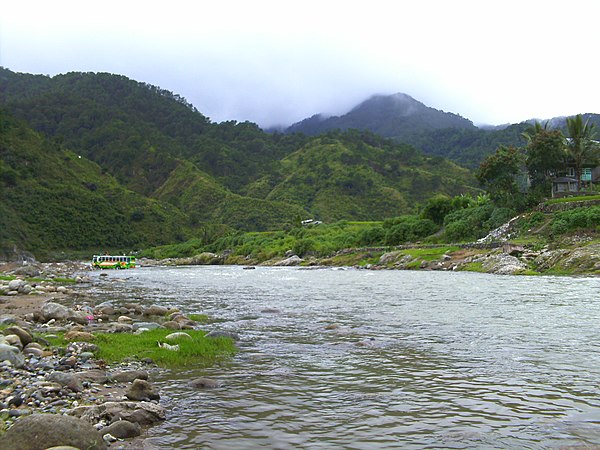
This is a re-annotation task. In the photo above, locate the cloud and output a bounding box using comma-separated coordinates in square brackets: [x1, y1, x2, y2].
[2, 0, 600, 127]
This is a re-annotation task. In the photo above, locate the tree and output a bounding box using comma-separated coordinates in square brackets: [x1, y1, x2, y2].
[522, 121, 566, 197]
[566, 114, 600, 191]
[477, 145, 524, 208]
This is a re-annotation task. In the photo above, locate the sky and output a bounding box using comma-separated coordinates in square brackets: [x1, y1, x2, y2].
[2, 0, 599, 128]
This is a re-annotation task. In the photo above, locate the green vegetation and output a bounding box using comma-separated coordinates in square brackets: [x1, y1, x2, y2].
[545, 195, 600, 204]
[44, 329, 236, 368]
[551, 206, 600, 235]
[93, 329, 236, 368]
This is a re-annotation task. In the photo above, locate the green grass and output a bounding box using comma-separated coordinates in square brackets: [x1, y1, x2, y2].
[545, 194, 600, 204]
[458, 261, 485, 272]
[92, 329, 236, 368]
[188, 313, 210, 323]
[401, 246, 460, 261]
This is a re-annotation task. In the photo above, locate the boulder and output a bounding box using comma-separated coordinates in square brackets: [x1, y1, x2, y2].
[7, 279, 24, 291]
[41, 302, 71, 321]
[205, 330, 240, 341]
[0, 343, 25, 368]
[47, 372, 84, 392]
[378, 251, 403, 265]
[143, 305, 168, 316]
[111, 370, 149, 383]
[125, 379, 160, 401]
[3, 325, 33, 346]
[76, 369, 111, 384]
[189, 377, 220, 389]
[17, 284, 32, 295]
[4, 334, 23, 349]
[132, 321, 162, 331]
[274, 255, 303, 266]
[0, 413, 106, 450]
[67, 310, 90, 325]
[64, 330, 95, 341]
[162, 320, 181, 330]
[101, 419, 141, 439]
[71, 401, 166, 425]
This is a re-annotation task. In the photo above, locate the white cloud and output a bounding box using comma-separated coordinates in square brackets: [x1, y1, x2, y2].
[2, 0, 599, 127]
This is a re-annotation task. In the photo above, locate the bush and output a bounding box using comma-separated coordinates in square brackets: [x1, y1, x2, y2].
[383, 216, 438, 245]
[551, 207, 600, 235]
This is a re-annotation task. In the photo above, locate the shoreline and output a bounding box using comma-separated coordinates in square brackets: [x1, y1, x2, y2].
[0, 261, 219, 449]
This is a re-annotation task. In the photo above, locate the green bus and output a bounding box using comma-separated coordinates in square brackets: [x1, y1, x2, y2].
[92, 255, 137, 269]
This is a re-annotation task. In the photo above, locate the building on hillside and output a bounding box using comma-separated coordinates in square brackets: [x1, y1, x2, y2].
[551, 166, 600, 197]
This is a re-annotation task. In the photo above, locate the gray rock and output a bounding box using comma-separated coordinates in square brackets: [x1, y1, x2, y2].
[4, 325, 33, 346]
[76, 369, 110, 384]
[189, 377, 220, 389]
[7, 279, 24, 291]
[274, 255, 303, 266]
[162, 320, 181, 330]
[205, 330, 240, 341]
[143, 305, 169, 316]
[132, 321, 162, 331]
[47, 372, 84, 392]
[67, 310, 89, 325]
[111, 370, 149, 383]
[101, 419, 141, 439]
[0, 413, 106, 450]
[4, 334, 23, 349]
[71, 401, 166, 425]
[41, 302, 71, 321]
[17, 284, 32, 295]
[0, 343, 25, 368]
[23, 347, 44, 357]
[0, 316, 17, 325]
[125, 379, 160, 401]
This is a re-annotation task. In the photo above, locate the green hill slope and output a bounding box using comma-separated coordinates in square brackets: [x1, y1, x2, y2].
[0, 112, 191, 258]
[251, 131, 477, 221]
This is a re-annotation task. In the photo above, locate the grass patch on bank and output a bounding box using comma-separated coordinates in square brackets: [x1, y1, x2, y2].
[93, 329, 236, 368]
[458, 261, 485, 272]
[400, 246, 460, 261]
[545, 195, 600, 205]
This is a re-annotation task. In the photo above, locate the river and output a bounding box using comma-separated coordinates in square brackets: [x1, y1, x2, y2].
[89, 266, 600, 449]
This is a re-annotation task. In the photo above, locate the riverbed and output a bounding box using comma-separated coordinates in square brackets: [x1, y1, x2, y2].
[88, 266, 600, 449]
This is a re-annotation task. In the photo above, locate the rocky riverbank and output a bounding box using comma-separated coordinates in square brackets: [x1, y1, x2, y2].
[0, 262, 224, 449]
[154, 237, 600, 276]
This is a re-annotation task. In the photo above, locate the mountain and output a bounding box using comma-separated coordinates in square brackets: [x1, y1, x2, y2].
[287, 93, 476, 138]
[283, 92, 533, 167]
[0, 68, 482, 257]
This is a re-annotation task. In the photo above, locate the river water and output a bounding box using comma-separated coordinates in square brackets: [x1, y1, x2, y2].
[90, 266, 600, 449]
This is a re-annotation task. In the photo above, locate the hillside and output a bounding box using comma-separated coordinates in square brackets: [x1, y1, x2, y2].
[0, 112, 191, 258]
[252, 131, 476, 221]
[0, 69, 483, 258]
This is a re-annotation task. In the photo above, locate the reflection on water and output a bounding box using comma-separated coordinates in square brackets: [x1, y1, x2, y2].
[89, 267, 600, 449]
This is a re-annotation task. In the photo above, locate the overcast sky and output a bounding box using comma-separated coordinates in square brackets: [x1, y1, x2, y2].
[2, 1, 599, 128]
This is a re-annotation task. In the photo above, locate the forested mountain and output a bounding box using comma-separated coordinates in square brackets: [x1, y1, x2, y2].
[0, 68, 480, 257]
[284, 92, 530, 167]
[287, 93, 475, 137]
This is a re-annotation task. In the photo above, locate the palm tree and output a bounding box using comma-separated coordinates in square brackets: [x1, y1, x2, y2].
[565, 114, 599, 191]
